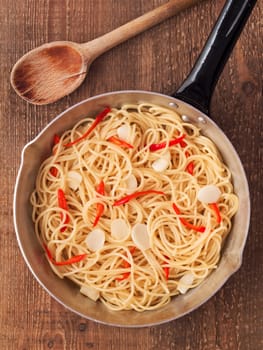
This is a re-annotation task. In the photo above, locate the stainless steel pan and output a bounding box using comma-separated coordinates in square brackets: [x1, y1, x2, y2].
[14, 0, 257, 327]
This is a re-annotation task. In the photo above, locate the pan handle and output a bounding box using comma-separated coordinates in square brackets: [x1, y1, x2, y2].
[173, 0, 257, 114]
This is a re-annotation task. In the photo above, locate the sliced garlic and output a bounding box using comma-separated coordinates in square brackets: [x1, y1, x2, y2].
[67, 170, 82, 190]
[117, 124, 130, 141]
[125, 174, 138, 194]
[85, 229, 105, 252]
[80, 285, 100, 302]
[152, 157, 170, 172]
[111, 218, 129, 240]
[177, 272, 194, 294]
[197, 184, 221, 203]
[131, 223, 150, 251]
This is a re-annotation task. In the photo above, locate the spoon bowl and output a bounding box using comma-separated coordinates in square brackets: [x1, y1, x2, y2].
[10, 0, 204, 105]
[11, 41, 88, 104]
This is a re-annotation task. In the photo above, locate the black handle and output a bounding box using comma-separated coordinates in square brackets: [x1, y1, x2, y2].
[173, 0, 257, 115]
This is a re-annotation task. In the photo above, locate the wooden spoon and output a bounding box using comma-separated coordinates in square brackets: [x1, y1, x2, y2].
[10, 0, 203, 105]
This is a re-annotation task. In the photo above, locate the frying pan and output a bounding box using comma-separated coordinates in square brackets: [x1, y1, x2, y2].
[14, 0, 257, 327]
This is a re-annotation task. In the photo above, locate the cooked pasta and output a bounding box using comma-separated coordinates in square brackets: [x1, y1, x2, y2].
[31, 103, 238, 311]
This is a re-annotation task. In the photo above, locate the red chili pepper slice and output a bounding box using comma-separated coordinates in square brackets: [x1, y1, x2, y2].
[149, 134, 186, 151]
[113, 190, 165, 206]
[57, 188, 70, 232]
[93, 180, 105, 227]
[53, 134, 60, 145]
[116, 247, 136, 281]
[64, 107, 111, 147]
[93, 203, 104, 227]
[107, 136, 134, 149]
[163, 266, 170, 280]
[96, 180, 105, 195]
[186, 161, 194, 175]
[172, 203, 206, 233]
[163, 255, 170, 280]
[179, 139, 187, 148]
[209, 203, 222, 223]
[50, 167, 58, 177]
[129, 246, 136, 255]
[43, 244, 86, 266]
[179, 218, 206, 233]
[115, 272, 131, 281]
[185, 150, 194, 175]
[53, 254, 86, 266]
[172, 203, 181, 215]
[43, 243, 53, 261]
[58, 188, 68, 211]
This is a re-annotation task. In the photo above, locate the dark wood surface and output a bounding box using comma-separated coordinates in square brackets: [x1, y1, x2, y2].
[0, 0, 262, 349]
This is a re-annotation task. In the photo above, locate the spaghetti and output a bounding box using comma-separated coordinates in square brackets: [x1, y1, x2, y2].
[31, 103, 238, 311]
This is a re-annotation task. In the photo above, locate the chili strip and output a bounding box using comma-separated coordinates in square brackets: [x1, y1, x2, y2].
[57, 188, 70, 231]
[163, 255, 170, 280]
[172, 203, 206, 233]
[179, 218, 206, 233]
[44, 244, 86, 266]
[96, 180, 105, 195]
[50, 166, 58, 177]
[116, 272, 130, 281]
[209, 203, 222, 223]
[93, 180, 105, 227]
[93, 204, 104, 227]
[179, 139, 187, 148]
[149, 134, 186, 151]
[113, 190, 165, 206]
[107, 136, 134, 149]
[163, 266, 170, 280]
[53, 134, 60, 146]
[64, 107, 111, 147]
[186, 161, 194, 175]
[116, 247, 136, 281]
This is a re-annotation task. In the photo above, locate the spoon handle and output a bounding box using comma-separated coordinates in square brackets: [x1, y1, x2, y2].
[81, 0, 204, 60]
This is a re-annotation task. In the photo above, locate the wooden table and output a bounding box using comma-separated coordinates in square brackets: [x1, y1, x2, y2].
[0, 0, 262, 349]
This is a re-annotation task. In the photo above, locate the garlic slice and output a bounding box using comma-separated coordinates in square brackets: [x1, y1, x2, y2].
[80, 285, 100, 301]
[85, 229, 105, 252]
[197, 185, 221, 203]
[125, 174, 138, 194]
[131, 223, 150, 251]
[111, 218, 129, 240]
[67, 170, 82, 190]
[152, 157, 170, 172]
[117, 124, 130, 141]
[177, 272, 194, 294]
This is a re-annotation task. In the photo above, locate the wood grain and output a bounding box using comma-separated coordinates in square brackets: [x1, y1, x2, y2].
[0, 0, 262, 349]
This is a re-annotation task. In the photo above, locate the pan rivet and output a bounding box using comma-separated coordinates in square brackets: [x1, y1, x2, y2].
[182, 115, 190, 122]
[168, 102, 178, 108]
[198, 116, 206, 124]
